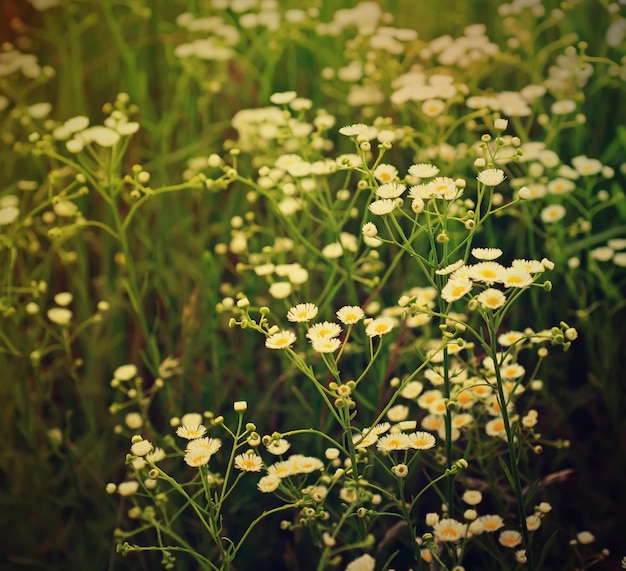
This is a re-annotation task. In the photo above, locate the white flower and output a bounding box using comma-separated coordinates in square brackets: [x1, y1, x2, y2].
[268, 281, 292, 299]
[362, 222, 378, 237]
[0, 206, 19, 226]
[47, 307, 72, 325]
[269, 91, 297, 105]
[265, 330, 297, 350]
[365, 316, 395, 337]
[408, 163, 440, 178]
[339, 123, 369, 137]
[287, 303, 319, 322]
[477, 168, 505, 186]
[375, 182, 406, 198]
[345, 554, 375, 571]
[471, 247, 502, 261]
[540, 204, 566, 223]
[336, 305, 365, 324]
[368, 199, 398, 215]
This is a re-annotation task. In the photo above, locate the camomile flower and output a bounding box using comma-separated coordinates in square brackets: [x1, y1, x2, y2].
[376, 432, 412, 451]
[462, 490, 483, 505]
[407, 431, 436, 450]
[435, 259, 465, 275]
[480, 514, 505, 532]
[540, 204, 566, 223]
[184, 437, 222, 467]
[441, 276, 473, 302]
[176, 423, 207, 439]
[408, 163, 440, 178]
[336, 305, 365, 324]
[499, 530, 523, 548]
[400, 380, 424, 399]
[485, 417, 506, 437]
[477, 168, 505, 186]
[477, 288, 507, 310]
[266, 438, 291, 455]
[257, 474, 281, 492]
[373, 163, 398, 183]
[368, 199, 398, 215]
[287, 302, 319, 322]
[306, 321, 342, 341]
[365, 316, 395, 337]
[501, 362, 525, 379]
[311, 337, 341, 353]
[265, 330, 297, 349]
[433, 518, 467, 542]
[234, 452, 263, 472]
[338, 123, 369, 137]
[502, 267, 533, 288]
[471, 247, 503, 261]
[512, 258, 544, 273]
[468, 261, 506, 284]
[375, 182, 406, 198]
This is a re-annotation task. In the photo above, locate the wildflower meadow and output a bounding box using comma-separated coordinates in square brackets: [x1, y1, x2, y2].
[1, 0, 626, 569]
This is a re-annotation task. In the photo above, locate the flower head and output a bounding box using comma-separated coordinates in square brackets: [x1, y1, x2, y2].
[265, 330, 297, 349]
[235, 452, 263, 472]
[365, 316, 395, 337]
[287, 303, 318, 322]
[336, 305, 365, 325]
[477, 168, 505, 186]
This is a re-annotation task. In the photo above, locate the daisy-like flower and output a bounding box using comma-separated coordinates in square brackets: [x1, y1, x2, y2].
[234, 452, 263, 472]
[362, 222, 378, 237]
[376, 432, 412, 452]
[373, 163, 398, 183]
[387, 404, 409, 422]
[428, 176, 461, 199]
[462, 490, 483, 505]
[512, 258, 545, 273]
[368, 199, 398, 215]
[176, 423, 207, 439]
[498, 330, 524, 346]
[338, 123, 369, 137]
[477, 168, 505, 186]
[540, 204, 566, 223]
[353, 430, 378, 449]
[547, 178, 576, 194]
[471, 247, 503, 261]
[365, 316, 395, 337]
[407, 431, 436, 450]
[400, 380, 424, 399]
[468, 261, 506, 284]
[499, 530, 523, 548]
[433, 518, 467, 542]
[287, 302, 319, 322]
[375, 182, 406, 198]
[266, 438, 291, 455]
[441, 276, 473, 302]
[257, 474, 281, 493]
[114, 364, 138, 381]
[265, 330, 297, 349]
[435, 259, 464, 275]
[306, 321, 342, 341]
[408, 163, 440, 178]
[184, 437, 222, 467]
[501, 363, 525, 379]
[501, 267, 533, 288]
[336, 305, 365, 324]
[269, 91, 297, 105]
[480, 514, 505, 532]
[485, 417, 506, 437]
[130, 439, 153, 457]
[268, 281, 292, 299]
[477, 288, 507, 310]
[311, 337, 341, 353]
